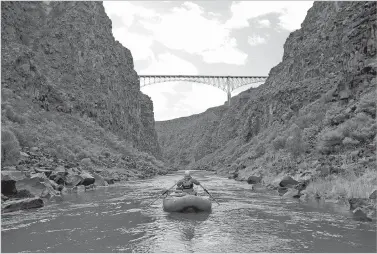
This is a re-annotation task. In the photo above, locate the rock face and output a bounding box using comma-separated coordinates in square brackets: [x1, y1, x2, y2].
[156, 2, 376, 181]
[1, 1, 161, 158]
[156, 107, 226, 167]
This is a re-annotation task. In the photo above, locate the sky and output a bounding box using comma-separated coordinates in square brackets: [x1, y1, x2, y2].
[103, 1, 314, 121]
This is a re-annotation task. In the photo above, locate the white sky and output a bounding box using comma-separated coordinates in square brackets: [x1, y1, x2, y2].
[104, 1, 314, 121]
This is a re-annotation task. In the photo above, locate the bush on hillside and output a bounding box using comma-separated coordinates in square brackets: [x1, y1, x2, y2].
[339, 112, 376, 142]
[254, 143, 265, 158]
[272, 136, 286, 150]
[321, 86, 337, 103]
[77, 149, 91, 160]
[80, 157, 92, 169]
[302, 125, 320, 149]
[55, 145, 76, 161]
[1, 129, 21, 166]
[355, 93, 376, 118]
[342, 137, 360, 148]
[286, 124, 305, 159]
[317, 128, 344, 154]
[296, 111, 324, 129]
[11, 128, 37, 147]
[324, 105, 348, 126]
[5, 105, 26, 124]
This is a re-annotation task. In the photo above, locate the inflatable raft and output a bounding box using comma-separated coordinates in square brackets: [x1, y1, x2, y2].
[163, 194, 212, 213]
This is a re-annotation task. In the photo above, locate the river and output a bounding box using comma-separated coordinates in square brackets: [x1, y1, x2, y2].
[1, 170, 376, 252]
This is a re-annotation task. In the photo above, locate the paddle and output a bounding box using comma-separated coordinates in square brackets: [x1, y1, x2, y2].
[200, 184, 220, 205]
[148, 182, 177, 206]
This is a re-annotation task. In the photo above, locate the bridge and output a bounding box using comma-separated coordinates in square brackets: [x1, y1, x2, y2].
[138, 75, 268, 105]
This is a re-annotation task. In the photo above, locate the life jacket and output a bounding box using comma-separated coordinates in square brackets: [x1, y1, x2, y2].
[181, 177, 194, 189]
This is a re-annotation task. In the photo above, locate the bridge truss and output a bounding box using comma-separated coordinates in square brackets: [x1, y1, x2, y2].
[138, 75, 268, 105]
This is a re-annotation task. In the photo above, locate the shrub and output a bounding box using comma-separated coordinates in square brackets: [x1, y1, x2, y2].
[77, 150, 91, 160]
[305, 169, 376, 199]
[317, 129, 344, 154]
[101, 149, 111, 158]
[350, 123, 376, 142]
[55, 145, 75, 161]
[272, 136, 286, 150]
[1, 129, 21, 166]
[342, 137, 360, 147]
[324, 105, 347, 126]
[355, 93, 376, 118]
[1, 88, 14, 101]
[286, 124, 305, 159]
[321, 86, 337, 103]
[81, 158, 92, 167]
[11, 128, 37, 147]
[254, 143, 265, 158]
[4, 105, 26, 124]
[320, 129, 344, 146]
[296, 112, 324, 129]
[339, 112, 376, 142]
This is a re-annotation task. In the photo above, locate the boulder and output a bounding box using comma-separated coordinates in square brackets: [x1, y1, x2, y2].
[294, 180, 310, 191]
[79, 171, 95, 186]
[30, 147, 39, 152]
[247, 176, 262, 184]
[1, 171, 27, 196]
[104, 178, 115, 185]
[352, 207, 372, 222]
[299, 193, 309, 201]
[91, 172, 107, 186]
[369, 189, 377, 200]
[2, 197, 44, 213]
[48, 179, 59, 190]
[279, 176, 299, 187]
[12, 189, 34, 199]
[1, 193, 9, 202]
[15, 176, 48, 197]
[277, 187, 289, 196]
[65, 174, 83, 187]
[35, 168, 53, 177]
[40, 182, 60, 199]
[1, 171, 26, 182]
[348, 198, 369, 210]
[54, 165, 65, 172]
[282, 189, 302, 199]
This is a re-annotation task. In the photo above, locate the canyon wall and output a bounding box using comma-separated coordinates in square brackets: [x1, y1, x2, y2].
[156, 1, 376, 178]
[1, 1, 161, 158]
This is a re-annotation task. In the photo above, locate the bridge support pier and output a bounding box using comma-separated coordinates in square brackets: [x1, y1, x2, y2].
[227, 77, 231, 106]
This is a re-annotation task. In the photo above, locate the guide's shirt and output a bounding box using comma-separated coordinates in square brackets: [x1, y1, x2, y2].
[177, 176, 200, 189]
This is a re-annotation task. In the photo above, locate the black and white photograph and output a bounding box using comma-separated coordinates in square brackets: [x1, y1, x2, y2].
[1, 0, 376, 253]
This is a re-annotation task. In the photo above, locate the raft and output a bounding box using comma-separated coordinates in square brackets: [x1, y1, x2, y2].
[163, 194, 212, 213]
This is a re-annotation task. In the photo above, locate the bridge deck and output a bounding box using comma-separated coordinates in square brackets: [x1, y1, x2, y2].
[138, 75, 269, 105]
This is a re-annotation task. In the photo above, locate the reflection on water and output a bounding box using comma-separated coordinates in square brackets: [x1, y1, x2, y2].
[1, 171, 376, 253]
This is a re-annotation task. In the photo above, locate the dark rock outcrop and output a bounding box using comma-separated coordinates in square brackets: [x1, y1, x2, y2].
[369, 189, 377, 199]
[279, 176, 299, 188]
[352, 207, 372, 222]
[247, 176, 262, 184]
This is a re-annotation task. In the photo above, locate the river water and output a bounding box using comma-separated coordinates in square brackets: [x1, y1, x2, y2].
[1, 170, 376, 253]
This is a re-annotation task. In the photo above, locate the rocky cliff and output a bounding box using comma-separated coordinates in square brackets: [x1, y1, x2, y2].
[1, 1, 164, 176]
[156, 1, 376, 195]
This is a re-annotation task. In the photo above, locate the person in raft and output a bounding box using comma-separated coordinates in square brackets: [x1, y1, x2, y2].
[176, 170, 200, 195]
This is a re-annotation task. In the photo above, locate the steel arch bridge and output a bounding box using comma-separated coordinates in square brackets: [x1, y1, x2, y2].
[138, 75, 268, 105]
